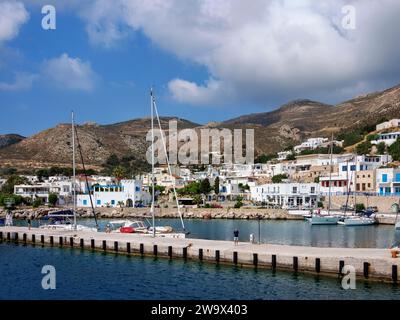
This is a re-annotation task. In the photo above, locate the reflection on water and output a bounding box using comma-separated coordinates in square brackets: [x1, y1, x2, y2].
[1, 242, 400, 299]
[14, 218, 398, 248]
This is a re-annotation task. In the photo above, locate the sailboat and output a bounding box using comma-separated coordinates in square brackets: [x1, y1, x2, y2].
[40, 112, 98, 232]
[338, 154, 375, 226]
[108, 89, 187, 238]
[309, 134, 340, 225]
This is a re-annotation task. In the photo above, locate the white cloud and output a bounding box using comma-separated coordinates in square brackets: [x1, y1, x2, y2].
[81, 0, 400, 106]
[0, 1, 29, 43]
[41, 53, 97, 91]
[0, 72, 36, 91]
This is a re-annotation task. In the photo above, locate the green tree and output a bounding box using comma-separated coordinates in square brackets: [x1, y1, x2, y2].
[377, 142, 386, 154]
[255, 153, 276, 163]
[1, 175, 29, 194]
[192, 194, 202, 205]
[113, 166, 127, 184]
[214, 177, 220, 195]
[199, 178, 211, 195]
[355, 141, 371, 155]
[234, 196, 243, 208]
[389, 139, 400, 161]
[272, 174, 288, 183]
[32, 198, 42, 208]
[48, 193, 58, 207]
[286, 153, 296, 161]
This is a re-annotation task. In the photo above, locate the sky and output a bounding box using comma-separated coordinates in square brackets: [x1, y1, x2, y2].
[0, 0, 400, 136]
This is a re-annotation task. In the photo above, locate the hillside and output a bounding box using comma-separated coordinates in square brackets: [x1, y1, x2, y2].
[0, 134, 25, 149]
[0, 84, 399, 171]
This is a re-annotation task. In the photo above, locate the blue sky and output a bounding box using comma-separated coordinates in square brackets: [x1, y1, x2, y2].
[1, 1, 400, 136]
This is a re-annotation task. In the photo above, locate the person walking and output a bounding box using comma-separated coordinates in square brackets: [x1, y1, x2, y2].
[233, 229, 239, 246]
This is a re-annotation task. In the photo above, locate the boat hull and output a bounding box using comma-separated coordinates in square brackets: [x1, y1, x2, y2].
[309, 216, 339, 225]
[343, 218, 375, 226]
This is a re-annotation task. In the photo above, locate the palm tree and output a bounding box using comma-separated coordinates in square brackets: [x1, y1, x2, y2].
[113, 166, 126, 185]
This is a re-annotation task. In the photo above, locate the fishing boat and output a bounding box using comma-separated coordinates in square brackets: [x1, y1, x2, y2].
[309, 134, 339, 225]
[39, 112, 98, 232]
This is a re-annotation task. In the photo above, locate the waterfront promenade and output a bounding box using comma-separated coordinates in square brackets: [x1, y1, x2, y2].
[1, 226, 400, 283]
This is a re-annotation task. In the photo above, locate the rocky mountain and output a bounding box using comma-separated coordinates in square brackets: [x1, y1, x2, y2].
[0, 84, 399, 171]
[0, 134, 25, 149]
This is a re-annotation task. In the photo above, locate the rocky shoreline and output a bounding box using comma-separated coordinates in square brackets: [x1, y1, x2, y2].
[0, 207, 302, 221]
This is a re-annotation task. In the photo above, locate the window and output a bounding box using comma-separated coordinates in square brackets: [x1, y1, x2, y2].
[292, 187, 297, 194]
[396, 173, 400, 182]
[385, 187, 392, 194]
[96, 200, 101, 205]
[382, 174, 388, 183]
[350, 165, 356, 171]
[359, 165, 363, 171]
[342, 165, 348, 171]
[83, 200, 87, 205]
[311, 187, 315, 193]
[368, 183, 371, 188]
[111, 200, 115, 205]
[135, 186, 140, 192]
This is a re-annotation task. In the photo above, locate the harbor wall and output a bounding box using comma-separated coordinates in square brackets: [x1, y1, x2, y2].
[328, 195, 400, 213]
[1, 226, 400, 283]
[0, 207, 303, 221]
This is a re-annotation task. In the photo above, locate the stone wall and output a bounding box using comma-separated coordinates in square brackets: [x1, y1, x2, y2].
[327, 195, 400, 212]
[0, 206, 302, 221]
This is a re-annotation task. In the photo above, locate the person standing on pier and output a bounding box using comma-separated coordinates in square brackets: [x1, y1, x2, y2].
[27, 216, 31, 230]
[233, 229, 239, 246]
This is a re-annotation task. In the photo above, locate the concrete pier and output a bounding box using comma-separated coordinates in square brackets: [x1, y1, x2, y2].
[1, 226, 399, 283]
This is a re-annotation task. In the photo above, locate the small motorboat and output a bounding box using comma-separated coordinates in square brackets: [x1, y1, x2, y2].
[39, 210, 98, 232]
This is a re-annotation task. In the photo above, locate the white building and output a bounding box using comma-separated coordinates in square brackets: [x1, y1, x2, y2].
[319, 155, 391, 195]
[14, 180, 73, 204]
[277, 151, 292, 161]
[218, 177, 256, 201]
[371, 132, 400, 146]
[376, 119, 400, 131]
[376, 168, 400, 196]
[250, 183, 320, 209]
[294, 138, 328, 153]
[77, 179, 150, 208]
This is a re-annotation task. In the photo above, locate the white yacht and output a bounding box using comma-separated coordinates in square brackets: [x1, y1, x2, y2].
[39, 112, 98, 233]
[106, 89, 188, 239]
[309, 134, 339, 226]
[338, 216, 375, 226]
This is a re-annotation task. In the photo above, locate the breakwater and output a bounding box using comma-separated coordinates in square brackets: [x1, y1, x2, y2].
[0, 207, 302, 221]
[1, 226, 400, 283]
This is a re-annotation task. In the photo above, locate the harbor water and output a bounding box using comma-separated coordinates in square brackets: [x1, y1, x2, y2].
[14, 218, 400, 248]
[1, 242, 400, 300]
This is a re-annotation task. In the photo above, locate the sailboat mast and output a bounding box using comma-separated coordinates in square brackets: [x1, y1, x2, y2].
[151, 89, 156, 237]
[72, 111, 77, 230]
[152, 92, 186, 231]
[327, 133, 333, 214]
